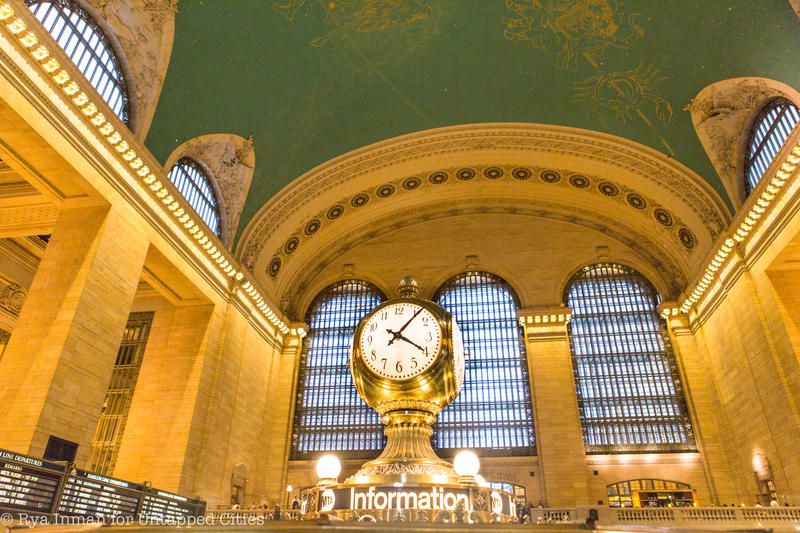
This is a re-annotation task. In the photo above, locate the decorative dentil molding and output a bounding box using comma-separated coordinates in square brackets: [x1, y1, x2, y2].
[237, 124, 730, 277]
[280, 198, 687, 319]
[263, 164, 700, 280]
[518, 306, 572, 342]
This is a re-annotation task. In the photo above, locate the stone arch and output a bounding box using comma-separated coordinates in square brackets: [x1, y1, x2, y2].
[687, 77, 800, 209]
[165, 134, 255, 247]
[77, 0, 177, 140]
[236, 124, 730, 317]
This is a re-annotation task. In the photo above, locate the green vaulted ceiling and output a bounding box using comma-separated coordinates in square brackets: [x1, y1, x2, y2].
[145, 0, 800, 241]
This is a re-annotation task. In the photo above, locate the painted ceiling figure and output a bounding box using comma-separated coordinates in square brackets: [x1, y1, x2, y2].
[504, 0, 643, 71]
[573, 61, 672, 127]
[274, 0, 433, 47]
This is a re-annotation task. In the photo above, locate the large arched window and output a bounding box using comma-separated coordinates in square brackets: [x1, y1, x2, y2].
[167, 157, 222, 237]
[745, 97, 800, 195]
[434, 272, 535, 456]
[565, 263, 695, 453]
[27, 0, 130, 124]
[290, 279, 386, 459]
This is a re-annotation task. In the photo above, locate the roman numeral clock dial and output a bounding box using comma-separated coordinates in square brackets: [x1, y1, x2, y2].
[359, 302, 441, 380]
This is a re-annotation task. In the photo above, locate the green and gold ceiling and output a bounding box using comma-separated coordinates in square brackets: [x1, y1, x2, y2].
[145, 0, 800, 242]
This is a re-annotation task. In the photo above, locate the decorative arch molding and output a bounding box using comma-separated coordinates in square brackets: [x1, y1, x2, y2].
[237, 124, 730, 292]
[284, 198, 689, 320]
[165, 134, 255, 246]
[81, 0, 177, 140]
[686, 77, 800, 209]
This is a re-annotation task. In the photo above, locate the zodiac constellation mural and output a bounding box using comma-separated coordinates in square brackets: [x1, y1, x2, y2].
[273, 0, 433, 47]
[503, 0, 643, 71]
[503, 0, 674, 155]
[573, 61, 672, 128]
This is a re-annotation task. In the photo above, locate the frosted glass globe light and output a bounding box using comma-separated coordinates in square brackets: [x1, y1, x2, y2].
[453, 450, 480, 477]
[316, 455, 341, 480]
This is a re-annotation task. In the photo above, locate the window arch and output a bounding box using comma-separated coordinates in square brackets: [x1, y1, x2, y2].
[27, 0, 130, 124]
[745, 97, 800, 195]
[290, 279, 386, 459]
[565, 263, 695, 453]
[167, 157, 222, 237]
[434, 272, 535, 456]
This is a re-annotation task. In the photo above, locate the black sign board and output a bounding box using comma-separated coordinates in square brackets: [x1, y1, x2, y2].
[58, 470, 142, 519]
[0, 450, 65, 514]
[0, 449, 206, 522]
[141, 489, 206, 522]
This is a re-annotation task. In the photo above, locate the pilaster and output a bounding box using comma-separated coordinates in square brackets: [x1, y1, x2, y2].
[518, 306, 588, 506]
[0, 205, 149, 464]
[263, 323, 306, 499]
[660, 303, 738, 505]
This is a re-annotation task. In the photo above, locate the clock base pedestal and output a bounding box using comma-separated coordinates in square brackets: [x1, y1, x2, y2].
[345, 406, 458, 485]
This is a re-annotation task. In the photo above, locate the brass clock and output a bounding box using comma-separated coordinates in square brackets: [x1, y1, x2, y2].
[350, 278, 465, 414]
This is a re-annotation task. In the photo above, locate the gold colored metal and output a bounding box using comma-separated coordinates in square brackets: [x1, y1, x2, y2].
[348, 278, 465, 484]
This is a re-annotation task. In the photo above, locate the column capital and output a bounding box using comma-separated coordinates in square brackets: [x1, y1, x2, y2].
[658, 301, 692, 334]
[517, 306, 572, 341]
[282, 321, 308, 349]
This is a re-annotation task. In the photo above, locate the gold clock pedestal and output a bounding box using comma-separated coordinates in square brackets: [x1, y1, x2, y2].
[300, 277, 516, 522]
[346, 400, 457, 485]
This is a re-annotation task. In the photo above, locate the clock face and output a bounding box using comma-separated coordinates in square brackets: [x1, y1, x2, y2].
[359, 302, 441, 380]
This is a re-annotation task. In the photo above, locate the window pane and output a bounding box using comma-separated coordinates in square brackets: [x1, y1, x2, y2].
[167, 157, 222, 237]
[88, 312, 154, 475]
[290, 280, 386, 459]
[565, 263, 695, 454]
[28, 0, 130, 124]
[745, 98, 800, 195]
[434, 272, 535, 456]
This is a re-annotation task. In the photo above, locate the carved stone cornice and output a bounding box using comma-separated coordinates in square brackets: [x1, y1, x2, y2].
[279, 198, 688, 318]
[238, 124, 731, 276]
[0, 281, 26, 317]
[518, 306, 572, 342]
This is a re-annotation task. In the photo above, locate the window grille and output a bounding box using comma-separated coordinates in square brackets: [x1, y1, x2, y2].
[167, 157, 222, 237]
[565, 263, 695, 453]
[745, 97, 800, 195]
[434, 272, 535, 456]
[88, 311, 154, 474]
[290, 280, 386, 459]
[27, 0, 130, 124]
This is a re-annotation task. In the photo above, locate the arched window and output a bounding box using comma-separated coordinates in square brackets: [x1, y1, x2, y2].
[167, 157, 222, 237]
[565, 263, 695, 453]
[290, 279, 386, 459]
[27, 0, 130, 124]
[745, 97, 800, 195]
[434, 272, 535, 456]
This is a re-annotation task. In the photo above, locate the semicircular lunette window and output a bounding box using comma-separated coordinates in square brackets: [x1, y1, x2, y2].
[434, 271, 536, 457]
[745, 97, 800, 195]
[167, 157, 222, 237]
[565, 263, 695, 454]
[290, 279, 387, 459]
[27, 0, 130, 124]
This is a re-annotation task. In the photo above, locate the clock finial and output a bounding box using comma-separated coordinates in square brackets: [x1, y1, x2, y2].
[397, 275, 419, 298]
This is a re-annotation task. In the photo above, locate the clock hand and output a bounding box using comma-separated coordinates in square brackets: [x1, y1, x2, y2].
[396, 334, 425, 353]
[386, 307, 424, 346]
[396, 307, 423, 335]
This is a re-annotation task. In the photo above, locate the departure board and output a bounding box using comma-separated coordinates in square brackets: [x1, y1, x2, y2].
[141, 489, 205, 522]
[0, 450, 64, 514]
[0, 448, 205, 522]
[57, 470, 142, 519]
